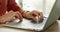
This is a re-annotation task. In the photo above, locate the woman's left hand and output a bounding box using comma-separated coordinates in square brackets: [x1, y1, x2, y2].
[22, 10, 43, 21]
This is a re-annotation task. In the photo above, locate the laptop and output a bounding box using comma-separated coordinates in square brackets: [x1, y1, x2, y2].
[2, 0, 60, 31]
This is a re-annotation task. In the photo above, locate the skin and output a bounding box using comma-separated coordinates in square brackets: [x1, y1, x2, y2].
[30, 10, 43, 20]
[0, 0, 43, 24]
[22, 10, 43, 21]
[0, 11, 23, 24]
[0, 0, 23, 24]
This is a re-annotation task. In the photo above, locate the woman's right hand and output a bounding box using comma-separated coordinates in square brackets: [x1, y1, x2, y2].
[0, 10, 23, 24]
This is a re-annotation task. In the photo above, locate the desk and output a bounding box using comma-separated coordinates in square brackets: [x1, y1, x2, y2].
[44, 21, 59, 32]
[0, 21, 59, 32]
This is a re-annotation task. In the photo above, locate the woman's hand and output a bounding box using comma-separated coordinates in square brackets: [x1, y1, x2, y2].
[22, 10, 43, 22]
[30, 10, 43, 21]
[0, 10, 23, 24]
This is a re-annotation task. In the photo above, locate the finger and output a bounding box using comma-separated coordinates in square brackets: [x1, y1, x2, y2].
[31, 10, 44, 21]
[15, 12, 23, 22]
[26, 13, 35, 20]
[30, 11, 38, 17]
[22, 11, 36, 20]
[5, 11, 17, 22]
[17, 12, 23, 19]
[0, 11, 17, 24]
[39, 12, 43, 18]
[32, 10, 41, 16]
[32, 10, 43, 18]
